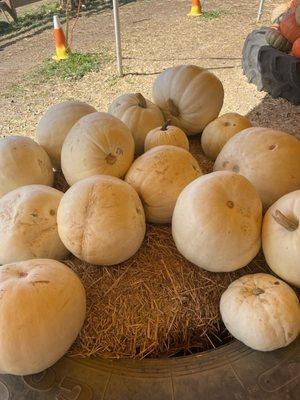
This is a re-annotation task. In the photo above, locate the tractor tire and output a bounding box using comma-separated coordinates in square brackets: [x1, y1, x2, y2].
[242, 27, 300, 105]
[1, 337, 299, 399]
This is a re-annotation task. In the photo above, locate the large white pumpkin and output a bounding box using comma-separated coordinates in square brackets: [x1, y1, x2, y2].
[220, 273, 300, 351]
[0, 136, 53, 198]
[57, 175, 146, 265]
[172, 171, 262, 272]
[125, 145, 202, 223]
[201, 113, 252, 160]
[152, 65, 224, 135]
[214, 127, 300, 209]
[262, 190, 300, 288]
[36, 101, 97, 169]
[0, 185, 69, 265]
[61, 112, 135, 186]
[108, 93, 165, 155]
[0, 259, 86, 375]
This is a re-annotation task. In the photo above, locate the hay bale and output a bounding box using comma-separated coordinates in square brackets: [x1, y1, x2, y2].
[54, 139, 268, 359]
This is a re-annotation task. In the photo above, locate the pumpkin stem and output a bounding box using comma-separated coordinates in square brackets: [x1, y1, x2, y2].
[272, 209, 298, 232]
[253, 288, 264, 296]
[161, 120, 171, 131]
[136, 93, 147, 108]
[105, 153, 117, 165]
[167, 99, 180, 117]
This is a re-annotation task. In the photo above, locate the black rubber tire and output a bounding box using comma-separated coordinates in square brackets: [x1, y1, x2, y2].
[1, 337, 299, 399]
[242, 27, 300, 105]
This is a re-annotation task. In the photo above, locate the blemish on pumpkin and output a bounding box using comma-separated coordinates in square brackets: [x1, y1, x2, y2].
[136, 208, 142, 215]
[224, 122, 231, 127]
[31, 212, 38, 217]
[18, 272, 28, 278]
[116, 147, 123, 155]
[31, 280, 50, 285]
[49, 209, 56, 216]
[232, 165, 239, 173]
[268, 144, 277, 151]
[227, 201, 234, 208]
[274, 281, 280, 285]
[252, 288, 265, 296]
[222, 161, 229, 168]
[105, 153, 117, 165]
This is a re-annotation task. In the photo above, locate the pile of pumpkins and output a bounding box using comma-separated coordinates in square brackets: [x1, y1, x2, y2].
[267, 0, 300, 57]
[0, 65, 299, 376]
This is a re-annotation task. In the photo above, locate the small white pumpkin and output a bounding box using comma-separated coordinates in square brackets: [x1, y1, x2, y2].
[220, 273, 300, 351]
[144, 120, 189, 152]
[262, 190, 300, 288]
[214, 127, 300, 209]
[108, 93, 165, 155]
[61, 112, 135, 186]
[36, 101, 97, 169]
[152, 65, 224, 135]
[201, 113, 252, 160]
[0, 136, 53, 198]
[125, 145, 202, 223]
[0, 259, 86, 375]
[172, 171, 262, 272]
[57, 175, 146, 265]
[0, 185, 69, 265]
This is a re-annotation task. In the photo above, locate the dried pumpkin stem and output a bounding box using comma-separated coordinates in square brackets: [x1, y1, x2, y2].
[136, 93, 147, 108]
[272, 209, 298, 232]
[161, 120, 171, 131]
[167, 99, 180, 117]
[105, 153, 117, 165]
[252, 288, 264, 296]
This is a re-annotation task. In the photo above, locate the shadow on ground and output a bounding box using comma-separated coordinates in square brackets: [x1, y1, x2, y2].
[0, 0, 136, 50]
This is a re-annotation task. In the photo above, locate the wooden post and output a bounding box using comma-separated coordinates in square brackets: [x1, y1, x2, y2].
[112, 0, 123, 77]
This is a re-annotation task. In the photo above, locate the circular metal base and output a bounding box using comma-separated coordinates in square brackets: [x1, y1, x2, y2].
[1, 338, 299, 399]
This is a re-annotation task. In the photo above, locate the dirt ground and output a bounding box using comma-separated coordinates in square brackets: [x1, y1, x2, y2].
[0, 0, 299, 138]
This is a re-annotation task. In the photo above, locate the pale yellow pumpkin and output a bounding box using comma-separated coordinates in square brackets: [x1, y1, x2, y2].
[214, 128, 300, 209]
[0, 259, 86, 375]
[220, 273, 300, 351]
[144, 120, 189, 152]
[172, 171, 262, 272]
[108, 93, 165, 155]
[152, 65, 224, 135]
[125, 145, 202, 223]
[61, 112, 135, 186]
[0, 136, 53, 198]
[0, 185, 69, 265]
[36, 101, 97, 169]
[57, 175, 145, 265]
[262, 190, 300, 288]
[201, 113, 252, 160]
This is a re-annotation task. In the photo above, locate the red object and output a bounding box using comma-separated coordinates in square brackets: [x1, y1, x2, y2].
[292, 37, 300, 57]
[191, 0, 201, 6]
[280, 12, 300, 42]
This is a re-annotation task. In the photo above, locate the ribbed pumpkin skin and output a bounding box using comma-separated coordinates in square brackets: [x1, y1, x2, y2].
[152, 65, 224, 136]
[265, 28, 292, 52]
[280, 12, 300, 42]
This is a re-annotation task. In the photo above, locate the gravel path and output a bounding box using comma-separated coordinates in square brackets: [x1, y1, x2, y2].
[0, 0, 299, 138]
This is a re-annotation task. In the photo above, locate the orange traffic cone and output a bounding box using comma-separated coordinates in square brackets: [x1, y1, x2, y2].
[187, 0, 202, 16]
[52, 15, 69, 60]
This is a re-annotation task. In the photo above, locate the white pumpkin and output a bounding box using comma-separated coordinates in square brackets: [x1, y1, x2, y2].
[108, 93, 165, 155]
[201, 113, 252, 160]
[36, 101, 97, 169]
[214, 127, 300, 209]
[0, 185, 69, 265]
[152, 65, 224, 135]
[144, 120, 189, 152]
[172, 171, 262, 272]
[0, 259, 86, 375]
[262, 190, 300, 288]
[61, 112, 135, 186]
[0, 136, 53, 198]
[125, 145, 202, 223]
[57, 175, 145, 265]
[220, 273, 300, 351]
